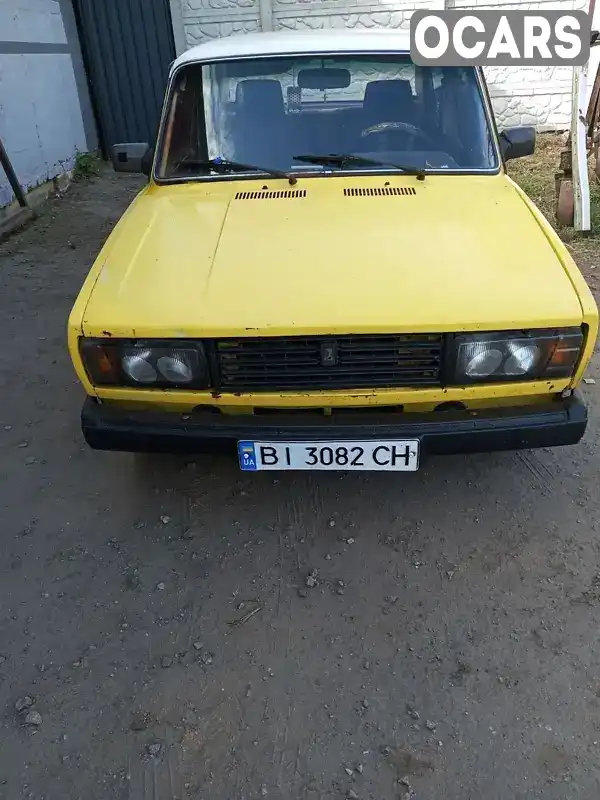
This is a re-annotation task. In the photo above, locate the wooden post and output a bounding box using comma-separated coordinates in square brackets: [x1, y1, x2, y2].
[572, 0, 595, 231]
[572, 64, 591, 230]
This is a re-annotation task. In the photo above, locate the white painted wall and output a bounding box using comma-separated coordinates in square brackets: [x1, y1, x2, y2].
[171, 0, 591, 131]
[0, 0, 95, 208]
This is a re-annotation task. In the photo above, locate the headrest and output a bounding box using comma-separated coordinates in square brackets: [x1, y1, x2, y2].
[235, 79, 285, 114]
[363, 79, 414, 109]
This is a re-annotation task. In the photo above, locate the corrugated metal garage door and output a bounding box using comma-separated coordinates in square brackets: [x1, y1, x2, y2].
[73, 0, 176, 153]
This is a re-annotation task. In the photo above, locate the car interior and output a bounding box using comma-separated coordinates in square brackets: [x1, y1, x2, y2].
[161, 65, 495, 177]
[230, 74, 488, 170]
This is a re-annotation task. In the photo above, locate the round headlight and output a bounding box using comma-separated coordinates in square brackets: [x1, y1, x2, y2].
[504, 343, 540, 376]
[122, 350, 157, 384]
[156, 353, 194, 384]
[465, 347, 503, 378]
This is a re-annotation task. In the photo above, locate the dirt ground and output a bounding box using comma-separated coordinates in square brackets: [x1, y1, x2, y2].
[1, 170, 600, 800]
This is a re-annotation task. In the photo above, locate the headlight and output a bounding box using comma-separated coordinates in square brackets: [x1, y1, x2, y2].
[452, 328, 584, 384]
[79, 339, 209, 389]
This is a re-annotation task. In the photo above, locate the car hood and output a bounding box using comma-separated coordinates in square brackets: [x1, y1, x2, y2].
[81, 174, 583, 338]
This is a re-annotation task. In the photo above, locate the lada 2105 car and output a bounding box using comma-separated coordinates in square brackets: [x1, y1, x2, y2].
[67, 29, 599, 473]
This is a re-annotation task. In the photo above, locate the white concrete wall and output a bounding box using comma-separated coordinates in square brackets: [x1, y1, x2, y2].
[457, 0, 588, 130]
[172, 0, 591, 131]
[0, 0, 96, 208]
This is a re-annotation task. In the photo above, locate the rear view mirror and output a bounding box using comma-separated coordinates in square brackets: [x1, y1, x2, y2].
[499, 127, 536, 161]
[111, 143, 151, 174]
[297, 68, 351, 90]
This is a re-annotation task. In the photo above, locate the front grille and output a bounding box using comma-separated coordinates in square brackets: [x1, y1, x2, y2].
[214, 334, 443, 392]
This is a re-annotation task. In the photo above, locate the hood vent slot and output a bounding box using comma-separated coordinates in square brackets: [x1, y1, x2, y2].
[235, 189, 307, 200]
[344, 187, 417, 197]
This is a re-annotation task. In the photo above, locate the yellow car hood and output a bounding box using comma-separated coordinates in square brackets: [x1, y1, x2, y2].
[81, 174, 583, 338]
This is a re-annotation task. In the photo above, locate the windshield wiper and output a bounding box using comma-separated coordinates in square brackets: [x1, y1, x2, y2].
[176, 157, 297, 185]
[293, 153, 425, 180]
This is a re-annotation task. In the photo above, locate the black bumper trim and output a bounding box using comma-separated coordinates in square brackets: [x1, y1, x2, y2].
[81, 394, 588, 457]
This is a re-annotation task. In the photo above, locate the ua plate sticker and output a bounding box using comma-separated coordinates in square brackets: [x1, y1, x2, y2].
[238, 441, 258, 471]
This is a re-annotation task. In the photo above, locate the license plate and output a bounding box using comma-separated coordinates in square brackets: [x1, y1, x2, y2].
[237, 440, 419, 472]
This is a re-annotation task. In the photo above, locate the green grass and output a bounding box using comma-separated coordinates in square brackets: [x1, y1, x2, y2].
[507, 133, 600, 265]
[507, 133, 560, 217]
[73, 150, 101, 181]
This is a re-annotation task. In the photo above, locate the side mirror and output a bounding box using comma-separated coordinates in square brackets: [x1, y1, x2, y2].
[499, 126, 536, 161]
[111, 143, 151, 174]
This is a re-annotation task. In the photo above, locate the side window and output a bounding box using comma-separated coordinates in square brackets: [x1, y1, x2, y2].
[159, 66, 205, 177]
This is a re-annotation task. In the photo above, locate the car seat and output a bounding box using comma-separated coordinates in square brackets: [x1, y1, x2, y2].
[362, 79, 417, 130]
[234, 79, 290, 169]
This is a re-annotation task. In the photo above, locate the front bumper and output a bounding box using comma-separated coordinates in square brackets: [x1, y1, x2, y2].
[81, 394, 588, 457]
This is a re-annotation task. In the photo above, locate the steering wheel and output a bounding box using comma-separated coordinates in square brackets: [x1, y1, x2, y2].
[356, 121, 437, 152]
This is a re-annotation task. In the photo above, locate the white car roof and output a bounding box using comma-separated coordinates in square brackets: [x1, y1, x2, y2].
[172, 29, 412, 70]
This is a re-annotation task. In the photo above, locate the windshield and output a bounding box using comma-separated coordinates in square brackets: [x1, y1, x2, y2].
[156, 54, 499, 180]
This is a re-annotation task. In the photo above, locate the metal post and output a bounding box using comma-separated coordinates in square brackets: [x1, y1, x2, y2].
[0, 136, 28, 209]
